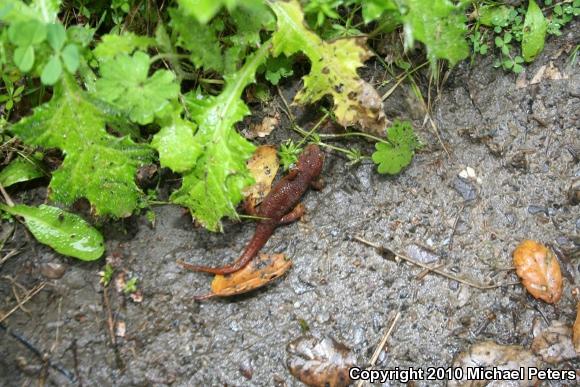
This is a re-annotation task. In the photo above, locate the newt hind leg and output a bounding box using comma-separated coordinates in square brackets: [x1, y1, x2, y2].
[177, 254, 253, 275]
[278, 203, 305, 225]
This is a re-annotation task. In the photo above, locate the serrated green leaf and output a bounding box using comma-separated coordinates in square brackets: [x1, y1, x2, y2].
[0, 204, 104, 260]
[151, 118, 201, 173]
[371, 121, 418, 175]
[93, 33, 155, 63]
[0, 156, 44, 187]
[169, 7, 224, 72]
[11, 75, 153, 217]
[95, 51, 180, 125]
[269, 0, 386, 135]
[402, 0, 469, 65]
[264, 55, 294, 85]
[46, 23, 66, 51]
[13, 46, 35, 72]
[41, 55, 62, 85]
[176, 44, 270, 231]
[61, 44, 79, 73]
[0, 0, 48, 23]
[522, 0, 547, 62]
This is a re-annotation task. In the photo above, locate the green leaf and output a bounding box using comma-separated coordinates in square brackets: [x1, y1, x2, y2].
[11, 75, 154, 217]
[362, 0, 398, 23]
[264, 55, 294, 85]
[269, 0, 386, 134]
[522, 0, 547, 62]
[0, 156, 44, 187]
[30, 0, 61, 23]
[95, 51, 180, 125]
[61, 44, 79, 73]
[93, 33, 155, 63]
[169, 7, 224, 72]
[477, 5, 512, 27]
[371, 120, 418, 175]
[8, 20, 47, 46]
[401, 0, 469, 65]
[176, 0, 263, 24]
[176, 44, 270, 231]
[13, 46, 35, 72]
[0, 204, 104, 260]
[46, 23, 66, 51]
[151, 118, 201, 173]
[41, 55, 62, 85]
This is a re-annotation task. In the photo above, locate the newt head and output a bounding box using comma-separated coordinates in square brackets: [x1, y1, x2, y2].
[297, 144, 325, 178]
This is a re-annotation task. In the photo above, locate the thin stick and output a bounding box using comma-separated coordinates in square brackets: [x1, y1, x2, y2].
[448, 204, 465, 251]
[356, 312, 401, 387]
[353, 236, 513, 290]
[0, 183, 14, 207]
[0, 282, 46, 323]
[277, 86, 295, 122]
[0, 249, 19, 265]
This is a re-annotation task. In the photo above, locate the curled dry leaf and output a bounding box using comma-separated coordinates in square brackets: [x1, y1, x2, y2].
[195, 253, 292, 300]
[247, 114, 280, 139]
[573, 303, 580, 353]
[513, 240, 562, 304]
[243, 145, 280, 208]
[531, 320, 577, 363]
[448, 341, 540, 387]
[287, 336, 356, 387]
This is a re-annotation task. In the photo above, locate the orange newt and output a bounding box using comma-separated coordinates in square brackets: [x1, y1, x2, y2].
[178, 144, 325, 275]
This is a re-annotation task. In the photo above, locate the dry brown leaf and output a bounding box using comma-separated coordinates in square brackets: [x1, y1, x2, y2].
[287, 336, 356, 387]
[574, 303, 580, 353]
[243, 145, 279, 207]
[247, 114, 279, 139]
[195, 253, 292, 300]
[448, 341, 539, 387]
[513, 240, 563, 304]
[115, 321, 126, 337]
[531, 320, 577, 363]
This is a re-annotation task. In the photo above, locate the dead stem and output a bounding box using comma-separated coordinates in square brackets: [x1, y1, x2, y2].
[0, 281, 46, 323]
[356, 311, 401, 387]
[353, 235, 514, 290]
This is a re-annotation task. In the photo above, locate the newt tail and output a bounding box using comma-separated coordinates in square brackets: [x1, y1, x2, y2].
[178, 144, 325, 275]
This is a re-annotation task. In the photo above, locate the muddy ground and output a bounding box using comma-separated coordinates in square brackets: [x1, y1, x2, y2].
[1, 23, 579, 387]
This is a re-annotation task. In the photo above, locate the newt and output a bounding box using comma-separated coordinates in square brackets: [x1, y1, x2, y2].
[178, 144, 325, 275]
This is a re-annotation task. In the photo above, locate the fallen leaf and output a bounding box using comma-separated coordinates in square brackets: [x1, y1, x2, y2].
[513, 240, 562, 303]
[573, 303, 580, 353]
[243, 145, 279, 206]
[287, 336, 356, 387]
[247, 114, 279, 139]
[130, 290, 143, 303]
[448, 341, 540, 387]
[531, 319, 578, 363]
[196, 253, 292, 300]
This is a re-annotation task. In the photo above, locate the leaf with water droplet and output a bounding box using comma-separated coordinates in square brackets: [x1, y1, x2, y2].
[0, 204, 104, 260]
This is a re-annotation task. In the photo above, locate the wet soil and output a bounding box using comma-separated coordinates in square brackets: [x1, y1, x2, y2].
[1, 23, 579, 386]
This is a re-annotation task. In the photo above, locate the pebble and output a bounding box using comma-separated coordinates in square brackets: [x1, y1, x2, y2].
[452, 176, 478, 201]
[39, 262, 66, 279]
[567, 179, 579, 205]
[62, 269, 86, 289]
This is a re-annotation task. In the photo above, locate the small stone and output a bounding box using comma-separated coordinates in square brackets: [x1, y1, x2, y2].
[567, 179, 580, 206]
[39, 262, 66, 279]
[452, 177, 477, 201]
[239, 358, 253, 380]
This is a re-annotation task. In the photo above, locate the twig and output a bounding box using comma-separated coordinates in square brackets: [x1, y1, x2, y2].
[0, 322, 75, 382]
[0, 249, 19, 265]
[0, 183, 15, 207]
[353, 236, 512, 290]
[276, 86, 295, 123]
[102, 286, 116, 347]
[356, 311, 401, 387]
[448, 204, 465, 251]
[0, 282, 46, 323]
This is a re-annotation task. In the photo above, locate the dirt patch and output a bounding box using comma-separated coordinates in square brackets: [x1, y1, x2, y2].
[1, 24, 578, 386]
